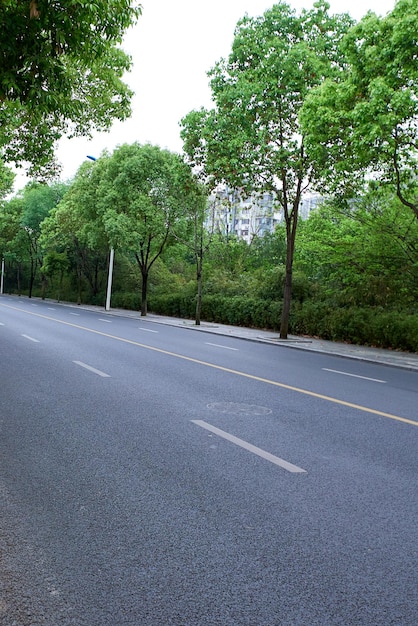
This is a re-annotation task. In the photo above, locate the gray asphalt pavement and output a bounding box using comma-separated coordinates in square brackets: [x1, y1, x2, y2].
[1, 294, 417, 625]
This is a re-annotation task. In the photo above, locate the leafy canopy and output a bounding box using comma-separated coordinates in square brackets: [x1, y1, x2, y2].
[300, 0, 418, 218]
[0, 0, 141, 176]
[182, 1, 353, 201]
[180, 0, 353, 337]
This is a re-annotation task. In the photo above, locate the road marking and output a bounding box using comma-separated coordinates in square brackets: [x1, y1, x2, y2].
[205, 342, 238, 351]
[138, 327, 159, 333]
[192, 420, 307, 473]
[322, 368, 386, 383]
[47, 307, 56, 311]
[69, 312, 80, 316]
[22, 334, 39, 342]
[30, 303, 38, 306]
[73, 361, 110, 377]
[1, 303, 416, 428]
[98, 318, 112, 323]
[0, 322, 4, 326]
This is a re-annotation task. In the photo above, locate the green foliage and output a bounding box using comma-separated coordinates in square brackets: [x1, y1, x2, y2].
[246, 229, 287, 270]
[291, 303, 418, 352]
[181, 1, 353, 337]
[149, 293, 282, 330]
[1, 181, 68, 295]
[92, 144, 195, 251]
[83, 143, 200, 314]
[301, 0, 418, 219]
[0, 1, 141, 176]
[295, 189, 418, 308]
[0, 161, 14, 199]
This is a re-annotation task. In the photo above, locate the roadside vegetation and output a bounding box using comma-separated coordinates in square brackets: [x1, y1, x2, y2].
[0, 0, 417, 352]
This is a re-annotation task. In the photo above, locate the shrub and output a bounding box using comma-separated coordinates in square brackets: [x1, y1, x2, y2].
[292, 303, 418, 352]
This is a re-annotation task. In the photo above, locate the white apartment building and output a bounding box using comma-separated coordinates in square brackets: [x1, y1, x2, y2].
[210, 188, 323, 243]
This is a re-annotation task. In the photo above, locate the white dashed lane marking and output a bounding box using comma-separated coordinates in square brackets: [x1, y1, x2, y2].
[192, 420, 307, 474]
[73, 361, 110, 378]
[322, 368, 386, 383]
[205, 342, 238, 351]
[22, 334, 40, 343]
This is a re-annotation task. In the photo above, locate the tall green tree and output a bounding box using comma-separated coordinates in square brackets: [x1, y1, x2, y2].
[0, 0, 141, 176]
[181, 1, 353, 338]
[0, 181, 67, 295]
[93, 143, 199, 316]
[0, 196, 23, 292]
[173, 186, 214, 325]
[300, 0, 418, 219]
[295, 188, 418, 307]
[20, 182, 68, 296]
[40, 162, 109, 302]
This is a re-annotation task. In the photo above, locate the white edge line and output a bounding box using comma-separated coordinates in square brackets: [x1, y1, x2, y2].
[192, 420, 307, 474]
[73, 361, 110, 378]
[22, 334, 39, 343]
[205, 342, 238, 351]
[322, 368, 386, 384]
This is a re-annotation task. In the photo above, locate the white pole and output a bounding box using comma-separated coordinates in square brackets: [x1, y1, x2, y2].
[0, 258, 4, 294]
[105, 247, 114, 311]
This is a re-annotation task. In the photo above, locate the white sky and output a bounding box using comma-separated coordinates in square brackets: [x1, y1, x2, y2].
[13, 0, 395, 191]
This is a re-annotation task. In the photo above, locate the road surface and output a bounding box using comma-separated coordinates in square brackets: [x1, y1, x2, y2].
[1, 296, 417, 625]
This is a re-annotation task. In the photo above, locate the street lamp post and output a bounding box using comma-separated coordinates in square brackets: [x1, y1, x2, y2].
[0, 257, 4, 294]
[105, 247, 114, 312]
[87, 155, 114, 312]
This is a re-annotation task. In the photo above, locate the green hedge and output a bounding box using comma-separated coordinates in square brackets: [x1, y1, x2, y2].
[111, 291, 141, 311]
[118, 291, 418, 352]
[149, 293, 282, 330]
[148, 293, 196, 318]
[291, 303, 418, 352]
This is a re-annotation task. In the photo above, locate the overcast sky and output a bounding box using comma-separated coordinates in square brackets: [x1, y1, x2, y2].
[14, 0, 395, 191]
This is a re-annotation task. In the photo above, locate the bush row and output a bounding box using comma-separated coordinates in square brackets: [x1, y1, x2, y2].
[291, 302, 418, 352]
[149, 294, 282, 330]
[148, 293, 418, 352]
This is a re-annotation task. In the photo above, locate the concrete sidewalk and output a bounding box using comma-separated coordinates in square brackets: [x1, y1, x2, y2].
[89, 304, 418, 373]
[5, 294, 416, 372]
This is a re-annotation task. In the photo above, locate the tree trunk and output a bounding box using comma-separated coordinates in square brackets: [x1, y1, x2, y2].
[28, 258, 35, 298]
[195, 262, 203, 326]
[141, 270, 148, 316]
[280, 210, 298, 339]
[77, 264, 82, 304]
[194, 248, 204, 325]
[58, 270, 63, 302]
[17, 263, 21, 295]
[41, 272, 47, 300]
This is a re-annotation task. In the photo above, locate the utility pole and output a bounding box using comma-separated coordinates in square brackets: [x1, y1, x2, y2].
[0, 257, 4, 294]
[86, 155, 114, 312]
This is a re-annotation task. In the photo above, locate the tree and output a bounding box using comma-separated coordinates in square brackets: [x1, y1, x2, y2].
[40, 162, 109, 302]
[181, 1, 353, 338]
[173, 186, 214, 325]
[93, 143, 198, 316]
[19, 182, 68, 296]
[300, 0, 418, 220]
[0, 161, 15, 199]
[0, 196, 23, 292]
[0, 0, 141, 176]
[295, 188, 418, 308]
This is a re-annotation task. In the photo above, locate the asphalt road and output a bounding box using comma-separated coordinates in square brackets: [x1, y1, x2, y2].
[1, 296, 417, 625]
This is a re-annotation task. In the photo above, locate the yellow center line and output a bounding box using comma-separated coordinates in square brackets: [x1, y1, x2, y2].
[3, 302, 418, 427]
